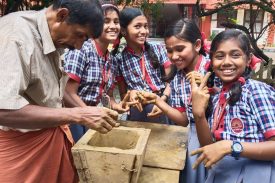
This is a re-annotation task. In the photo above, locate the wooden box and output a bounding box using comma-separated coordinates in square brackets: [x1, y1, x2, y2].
[72, 126, 151, 183]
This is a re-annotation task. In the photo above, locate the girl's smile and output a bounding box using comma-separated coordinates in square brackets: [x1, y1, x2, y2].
[212, 39, 250, 84]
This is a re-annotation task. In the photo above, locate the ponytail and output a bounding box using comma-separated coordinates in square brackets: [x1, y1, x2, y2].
[144, 41, 159, 69]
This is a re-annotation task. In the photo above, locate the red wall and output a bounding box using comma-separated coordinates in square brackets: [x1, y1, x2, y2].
[200, 16, 211, 40]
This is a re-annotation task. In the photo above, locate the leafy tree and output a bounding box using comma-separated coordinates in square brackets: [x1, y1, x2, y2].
[114, 0, 164, 22]
[196, 0, 275, 65]
[1, 0, 52, 16]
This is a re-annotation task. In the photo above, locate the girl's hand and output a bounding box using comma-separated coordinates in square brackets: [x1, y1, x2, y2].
[147, 105, 163, 118]
[129, 90, 143, 112]
[137, 91, 158, 105]
[111, 91, 137, 114]
[191, 140, 232, 169]
[186, 71, 203, 84]
[190, 72, 211, 117]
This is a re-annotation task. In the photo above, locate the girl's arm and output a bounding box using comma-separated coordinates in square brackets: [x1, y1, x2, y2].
[63, 79, 87, 107]
[155, 97, 188, 126]
[192, 138, 275, 169]
[141, 92, 189, 127]
[190, 72, 213, 146]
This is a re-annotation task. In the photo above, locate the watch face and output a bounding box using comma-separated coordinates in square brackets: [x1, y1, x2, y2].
[233, 143, 242, 152]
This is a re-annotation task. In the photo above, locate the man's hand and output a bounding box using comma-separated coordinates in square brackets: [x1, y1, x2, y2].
[73, 106, 118, 134]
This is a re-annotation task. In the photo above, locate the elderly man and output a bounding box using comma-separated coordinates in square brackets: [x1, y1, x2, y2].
[0, 0, 118, 182]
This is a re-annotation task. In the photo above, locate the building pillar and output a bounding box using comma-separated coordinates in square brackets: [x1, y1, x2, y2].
[237, 9, 244, 25]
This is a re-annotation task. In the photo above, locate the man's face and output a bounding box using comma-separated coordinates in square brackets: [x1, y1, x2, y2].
[51, 22, 90, 50]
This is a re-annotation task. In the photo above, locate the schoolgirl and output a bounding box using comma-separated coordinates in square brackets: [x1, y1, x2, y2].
[64, 4, 131, 141]
[191, 29, 275, 183]
[116, 7, 172, 123]
[140, 19, 219, 183]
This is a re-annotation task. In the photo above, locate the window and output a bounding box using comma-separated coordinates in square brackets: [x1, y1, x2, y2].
[244, 10, 264, 36]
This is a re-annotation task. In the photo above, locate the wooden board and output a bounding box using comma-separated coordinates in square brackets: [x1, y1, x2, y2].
[138, 166, 179, 183]
[119, 121, 188, 170]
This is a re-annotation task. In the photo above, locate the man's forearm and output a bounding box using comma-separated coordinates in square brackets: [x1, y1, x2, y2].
[0, 105, 76, 129]
[63, 91, 87, 107]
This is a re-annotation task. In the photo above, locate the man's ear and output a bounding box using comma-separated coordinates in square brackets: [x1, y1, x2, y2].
[194, 39, 202, 53]
[56, 8, 69, 22]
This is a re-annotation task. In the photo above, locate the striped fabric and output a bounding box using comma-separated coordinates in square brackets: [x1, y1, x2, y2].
[117, 42, 171, 92]
[0, 9, 66, 132]
[169, 54, 219, 123]
[209, 79, 275, 142]
[64, 39, 118, 105]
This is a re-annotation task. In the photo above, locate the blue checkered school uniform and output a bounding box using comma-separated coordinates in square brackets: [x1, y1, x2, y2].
[117, 42, 171, 123]
[64, 39, 118, 141]
[209, 79, 275, 142]
[64, 39, 118, 105]
[169, 54, 218, 183]
[170, 54, 217, 123]
[118, 42, 171, 92]
[206, 79, 275, 183]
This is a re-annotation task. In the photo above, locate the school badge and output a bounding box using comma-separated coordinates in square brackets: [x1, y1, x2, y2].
[230, 118, 244, 134]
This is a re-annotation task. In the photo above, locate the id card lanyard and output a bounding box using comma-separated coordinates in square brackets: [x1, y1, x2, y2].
[101, 56, 112, 108]
[140, 55, 149, 91]
[212, 95, 228, 133]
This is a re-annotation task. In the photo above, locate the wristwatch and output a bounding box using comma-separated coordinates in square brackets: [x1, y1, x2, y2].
[231, 141, 243, 160]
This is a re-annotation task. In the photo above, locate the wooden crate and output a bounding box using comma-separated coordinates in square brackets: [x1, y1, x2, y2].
[72, 126, 151, 183]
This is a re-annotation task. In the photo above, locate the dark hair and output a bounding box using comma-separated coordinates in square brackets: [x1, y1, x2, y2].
[163, 19, 206, 80]
[52, 0, 104, 38]
[112, 8, 144, 55]
[119, 7, 143, 29]
[164, 19, 206, 56]
[209, 29, 252, 105]
[102, 4, 119, 17]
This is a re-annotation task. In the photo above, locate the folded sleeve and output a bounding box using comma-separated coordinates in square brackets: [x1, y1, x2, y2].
[155, 44, 171, 68]
[64, 48, 87, 83]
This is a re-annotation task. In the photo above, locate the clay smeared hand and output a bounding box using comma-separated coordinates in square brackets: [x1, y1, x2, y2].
[129, 90, 143, 112]
[147, 105, 163, 118]
[137, 91, 158, 105]
[112, 91, 138, 113]
[190, 72, 211, 118]
[186, 71, 204, 84]
[73, 106, 118, 133]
